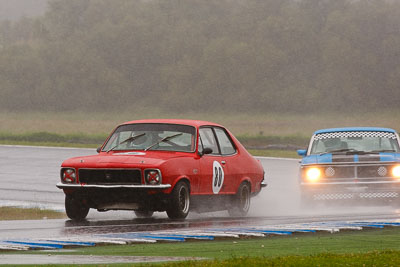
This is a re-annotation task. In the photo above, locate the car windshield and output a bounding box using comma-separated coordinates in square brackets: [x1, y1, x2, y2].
[309, 131, 400, 155]
[102, 123, 196, 152]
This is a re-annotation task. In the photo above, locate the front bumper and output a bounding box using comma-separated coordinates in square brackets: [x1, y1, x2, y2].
[56, 183, 171, 189]
[56, 183, 172, 211]
[301, 181, 400, 201]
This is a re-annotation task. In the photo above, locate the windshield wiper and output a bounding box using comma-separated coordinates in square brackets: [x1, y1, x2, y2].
[320, 148, 362, 155]
[370, 149, 396, 153]
[106, 133, 146, 153]
[144, 133, 182, 151]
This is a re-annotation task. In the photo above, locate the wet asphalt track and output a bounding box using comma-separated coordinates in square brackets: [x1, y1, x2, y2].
[0, 145, 399, 240]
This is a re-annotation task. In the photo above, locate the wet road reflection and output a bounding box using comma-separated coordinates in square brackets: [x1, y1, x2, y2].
[1, 146, 400, 240]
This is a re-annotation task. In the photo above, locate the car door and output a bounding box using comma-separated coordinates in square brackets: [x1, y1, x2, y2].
[198, 127, 236, 195]
[213, 127, 237, 194]
[198, 127, 226, 195]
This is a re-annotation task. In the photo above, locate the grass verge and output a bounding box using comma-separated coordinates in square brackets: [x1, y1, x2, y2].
[0, 132, 303, 158]
[248, 149, 300, 158]
[161, 251, 400, 266]
[5, 228, 400, 266]
[0, 207, 66, 220]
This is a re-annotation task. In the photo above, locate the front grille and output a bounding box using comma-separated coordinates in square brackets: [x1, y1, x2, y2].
[324, 166, 354, 178]
[358, 165, 389, 178]
[79, 169, 142, 185]
[302, 164, 397, 182]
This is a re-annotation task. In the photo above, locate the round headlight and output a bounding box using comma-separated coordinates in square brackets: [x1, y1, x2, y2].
[62, 168, 76, 183]
[392, 165, 400, 178]
[145, 170, 161, 185]
[306, 167, 321, 182]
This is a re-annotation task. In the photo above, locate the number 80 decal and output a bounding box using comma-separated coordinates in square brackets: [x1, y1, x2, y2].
[212, 161, 224, 194]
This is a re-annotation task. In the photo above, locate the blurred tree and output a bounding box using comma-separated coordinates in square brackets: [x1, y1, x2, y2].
[0, 0, 399, 113]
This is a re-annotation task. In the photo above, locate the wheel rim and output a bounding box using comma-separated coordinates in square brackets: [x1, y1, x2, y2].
[178, 186, 190, 214]
[239, 185, 250, 212]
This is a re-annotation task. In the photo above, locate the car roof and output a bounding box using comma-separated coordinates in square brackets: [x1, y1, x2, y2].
[120, 119, 222, 128]
[314, 127, 397, 135]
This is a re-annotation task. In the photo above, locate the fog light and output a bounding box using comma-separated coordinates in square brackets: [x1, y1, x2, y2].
[145, 169, 161, 185]
[306, 167, 321, 182]
[392, 165, 400, 178]
[62, 168, 76, 183]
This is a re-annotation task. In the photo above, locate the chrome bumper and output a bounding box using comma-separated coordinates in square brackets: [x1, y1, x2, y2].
[56, 183, 171, 189]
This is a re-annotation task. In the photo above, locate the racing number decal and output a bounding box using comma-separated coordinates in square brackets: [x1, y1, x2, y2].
[212, 161, 224, 194]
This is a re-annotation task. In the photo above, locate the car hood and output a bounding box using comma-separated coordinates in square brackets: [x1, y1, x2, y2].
[301, 152, 400, 165]
[61, 151, 189, 168]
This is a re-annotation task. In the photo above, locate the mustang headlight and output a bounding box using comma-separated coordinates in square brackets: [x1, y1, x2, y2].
[392, 165, 400, 178]
[145, 169, 162, 185]
[305, 167, 321, 182]
[61, 168, 76, 183]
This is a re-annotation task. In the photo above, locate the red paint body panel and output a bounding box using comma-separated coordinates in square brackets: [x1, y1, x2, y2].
[58, 119, 265, 215]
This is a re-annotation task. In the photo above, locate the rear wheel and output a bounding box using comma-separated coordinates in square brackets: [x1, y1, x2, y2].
[166, 181, 190, 219]
[134, 210, 154, 218]
[228, 182, 251, 217]
[65, 194, 89, 220]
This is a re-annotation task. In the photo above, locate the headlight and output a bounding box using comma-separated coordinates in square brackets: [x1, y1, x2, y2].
[61, 168, 76, 183]
[305, 167, 321, 182]
[392, 165, 400, 178]
[145, 169, 162, 185]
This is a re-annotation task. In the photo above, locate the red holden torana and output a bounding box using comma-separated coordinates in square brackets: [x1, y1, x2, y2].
[57, 119, 266, 220]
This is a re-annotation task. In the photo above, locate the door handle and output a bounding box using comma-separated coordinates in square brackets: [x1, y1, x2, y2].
[221, 160, 226, 165]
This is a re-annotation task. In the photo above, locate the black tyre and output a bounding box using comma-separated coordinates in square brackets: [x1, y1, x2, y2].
[228, 182, 251, 217]
[65, 194, 89, 220]
[134, 210, 154, 218]
[166, 181, 190, 219]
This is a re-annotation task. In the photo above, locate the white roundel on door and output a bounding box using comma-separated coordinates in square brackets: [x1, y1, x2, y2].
[212, 161, 224, 194]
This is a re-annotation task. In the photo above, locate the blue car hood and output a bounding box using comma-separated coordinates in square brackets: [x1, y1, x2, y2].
[301, 152, 400, 165]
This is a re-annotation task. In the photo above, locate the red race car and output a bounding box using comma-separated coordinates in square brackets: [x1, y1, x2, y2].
[57, 119, 266, 220]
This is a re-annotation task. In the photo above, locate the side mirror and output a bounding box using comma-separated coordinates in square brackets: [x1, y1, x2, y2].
[199, 147, 213, 156]
[96, 147, 102, 153]
[297, 149, 307, 157]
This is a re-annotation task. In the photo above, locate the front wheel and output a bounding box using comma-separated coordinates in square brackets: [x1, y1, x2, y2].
[65, 194, 89, 220]
[166, 181, 190, 219]
[228, 182, 251, 217]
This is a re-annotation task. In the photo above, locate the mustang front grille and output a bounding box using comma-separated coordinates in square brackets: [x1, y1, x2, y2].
[302, 164, 398, 182]
[78, 169, 142, 185]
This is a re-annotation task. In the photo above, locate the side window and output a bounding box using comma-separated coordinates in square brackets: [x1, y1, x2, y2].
[214, 128, 236, 155]
[198, 135, 204, 154]
[199, 127, 220, 155]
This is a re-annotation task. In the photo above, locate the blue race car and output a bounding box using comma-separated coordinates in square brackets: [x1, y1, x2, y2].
[297, 127, 400, 204]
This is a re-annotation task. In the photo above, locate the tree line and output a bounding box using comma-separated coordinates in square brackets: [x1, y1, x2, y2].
[0, 0, 399, 113]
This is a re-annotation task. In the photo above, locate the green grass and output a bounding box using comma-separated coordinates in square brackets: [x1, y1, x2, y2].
[0, 131, 304, 158]
[0, 207, 66, 220]
[1, 111, 399, 136]
[1, 110, 399, 158]
[38, 228, 398, 259]
[248, 149, 300, 158]
[5, 228, 400, 266]
[0, 132, 308, 158]
[159, 251, 400, 266]
[0, 131, 106, 146]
